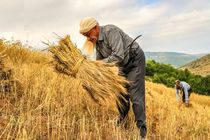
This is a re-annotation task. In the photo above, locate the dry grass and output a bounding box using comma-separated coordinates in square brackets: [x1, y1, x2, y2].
[181, 54, 210, 76]
[0, 39, 209, 139]
[146, 82, 210, 139]
[0, 39, 49, 66]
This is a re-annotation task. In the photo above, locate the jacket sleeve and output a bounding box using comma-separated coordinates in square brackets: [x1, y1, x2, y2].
[102, 29, 124, 63]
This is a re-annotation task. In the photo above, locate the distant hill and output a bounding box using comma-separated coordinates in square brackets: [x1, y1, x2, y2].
[145, 52, 205, 67]
[181, 54, 210, 76]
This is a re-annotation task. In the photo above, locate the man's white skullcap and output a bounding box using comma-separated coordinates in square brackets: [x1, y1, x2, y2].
[79, 17, 98, 34]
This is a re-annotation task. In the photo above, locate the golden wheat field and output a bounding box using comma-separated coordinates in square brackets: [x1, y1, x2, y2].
[0, 40, 210, 140]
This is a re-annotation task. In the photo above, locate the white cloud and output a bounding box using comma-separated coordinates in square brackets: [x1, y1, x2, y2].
[155, 9, 210, 39]
[0, 0, 210, 53]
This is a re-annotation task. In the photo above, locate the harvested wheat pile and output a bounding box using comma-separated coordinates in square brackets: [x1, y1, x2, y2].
[0, 48, 23, 97]
[48, 35, 128, 107]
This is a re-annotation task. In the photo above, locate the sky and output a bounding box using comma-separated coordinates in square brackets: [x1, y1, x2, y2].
[0, 0, 210, 54]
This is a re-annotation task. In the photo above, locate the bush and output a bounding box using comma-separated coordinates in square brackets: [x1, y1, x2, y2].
[146, 60, 210, 95]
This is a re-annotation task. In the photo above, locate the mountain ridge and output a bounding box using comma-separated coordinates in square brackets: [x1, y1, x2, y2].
[180, 54, 210, 76]
[145, 52, 206, 67]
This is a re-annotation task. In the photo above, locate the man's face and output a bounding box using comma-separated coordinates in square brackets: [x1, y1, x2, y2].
[83, 26, 98, 44]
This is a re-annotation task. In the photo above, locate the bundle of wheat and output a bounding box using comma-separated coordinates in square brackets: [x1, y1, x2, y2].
[0, 46, 23, 96]
[48, 35, 128, 107]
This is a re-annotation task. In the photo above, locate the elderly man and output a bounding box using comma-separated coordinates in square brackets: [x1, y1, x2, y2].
[79, 17, 147, 139]
[175, 80, 193, 106]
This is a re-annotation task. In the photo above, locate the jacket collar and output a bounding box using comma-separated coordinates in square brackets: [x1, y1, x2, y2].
[97, 26, 104, 41]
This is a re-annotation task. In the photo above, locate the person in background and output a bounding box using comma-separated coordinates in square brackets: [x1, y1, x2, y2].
[79, 17, 147, 139]
[175, 80, 193, 106]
